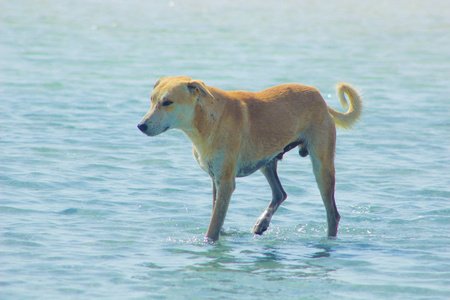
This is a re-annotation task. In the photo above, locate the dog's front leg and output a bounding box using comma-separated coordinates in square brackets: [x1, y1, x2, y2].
[211, 179, 217, 210]
[205, 178, 235, 242]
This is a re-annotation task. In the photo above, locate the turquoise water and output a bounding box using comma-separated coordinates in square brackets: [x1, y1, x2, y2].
[1, 0, 449, 299]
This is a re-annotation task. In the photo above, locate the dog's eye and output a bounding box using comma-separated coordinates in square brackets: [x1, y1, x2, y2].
[162, 100, 173, 107]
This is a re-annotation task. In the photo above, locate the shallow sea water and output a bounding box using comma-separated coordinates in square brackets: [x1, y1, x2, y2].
[1, 0, 449, 299]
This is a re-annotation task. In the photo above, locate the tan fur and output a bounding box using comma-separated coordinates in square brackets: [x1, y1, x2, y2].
[138, 76, 363, 241]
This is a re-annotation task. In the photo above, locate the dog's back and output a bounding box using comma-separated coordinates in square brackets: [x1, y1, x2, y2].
[205, 84, 332, 164]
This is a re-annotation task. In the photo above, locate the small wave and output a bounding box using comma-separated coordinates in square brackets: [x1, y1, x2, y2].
[57, 208, 113, 217]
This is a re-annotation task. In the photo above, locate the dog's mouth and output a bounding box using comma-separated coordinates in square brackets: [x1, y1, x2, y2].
[150, 126, 169, 136]
[139, 124, 170, 137]
[161, 126, 169, 133]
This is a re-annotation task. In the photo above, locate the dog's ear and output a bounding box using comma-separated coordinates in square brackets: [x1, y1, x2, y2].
[187, 80, 215, 100]
[153, 78, 162, 89]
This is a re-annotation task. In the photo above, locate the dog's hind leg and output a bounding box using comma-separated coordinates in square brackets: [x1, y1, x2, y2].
[309, 132, 340, 237]
[253, 159, 287, 235]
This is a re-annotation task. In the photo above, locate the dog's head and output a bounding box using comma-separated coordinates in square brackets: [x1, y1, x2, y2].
[137, 76, 214, 136]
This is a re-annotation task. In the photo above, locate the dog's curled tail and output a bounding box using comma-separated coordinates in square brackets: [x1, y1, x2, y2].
[327, 83, 363, 130]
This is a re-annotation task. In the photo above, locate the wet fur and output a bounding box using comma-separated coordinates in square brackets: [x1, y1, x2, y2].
[138, 76, 362, 241]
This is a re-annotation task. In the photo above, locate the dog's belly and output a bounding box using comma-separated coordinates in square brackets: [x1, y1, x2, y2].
[235, 139, 306, 177]
[236, 158, 271, 177]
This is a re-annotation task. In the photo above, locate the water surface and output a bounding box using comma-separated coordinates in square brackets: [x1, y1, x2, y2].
[1, 0, 449, 299]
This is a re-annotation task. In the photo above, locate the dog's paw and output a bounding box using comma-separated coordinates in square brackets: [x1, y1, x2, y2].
[253, 217, 271, 235]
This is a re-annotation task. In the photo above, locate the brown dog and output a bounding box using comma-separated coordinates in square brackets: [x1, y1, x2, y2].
[138, 76, 362, 241]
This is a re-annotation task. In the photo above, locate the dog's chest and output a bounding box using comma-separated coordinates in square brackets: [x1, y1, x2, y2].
[192, 147, 224, 179]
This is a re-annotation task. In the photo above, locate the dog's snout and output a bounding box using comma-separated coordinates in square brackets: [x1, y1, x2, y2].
[137, 123, 148, 133]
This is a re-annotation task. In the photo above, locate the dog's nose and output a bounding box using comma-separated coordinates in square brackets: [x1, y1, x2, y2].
[137, 123, 148, 132]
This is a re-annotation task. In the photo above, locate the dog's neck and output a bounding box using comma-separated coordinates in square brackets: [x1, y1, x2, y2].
[181, 92, 225, 149]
